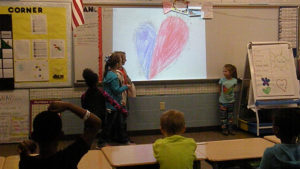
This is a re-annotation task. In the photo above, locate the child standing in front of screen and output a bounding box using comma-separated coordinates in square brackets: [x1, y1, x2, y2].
[218, 64, 237, 135]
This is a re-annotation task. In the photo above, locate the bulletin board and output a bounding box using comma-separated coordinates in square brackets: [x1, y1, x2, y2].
[0, 1, 72, 88]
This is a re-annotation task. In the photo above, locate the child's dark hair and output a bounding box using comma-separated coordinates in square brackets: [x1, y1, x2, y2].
[160, 110, 185, 135]
[224, 64, 237, 78]
[103, 52, 121, 78]
[114, 51, 125, 55]
[31, 111, 62, 143]
[82, 68, 98, 88]
[273, 108, 300, 143]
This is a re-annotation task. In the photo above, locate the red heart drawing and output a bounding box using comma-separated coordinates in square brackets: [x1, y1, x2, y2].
[149, 16, 189, 79]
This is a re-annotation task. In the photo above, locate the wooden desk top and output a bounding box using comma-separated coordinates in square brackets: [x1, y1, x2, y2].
[264, 135, 281, 144]
[101, 144, 156, 167]
[3, 155, 19, 169]
[78, 150, 112, 169]
[102, 143, 206, 167]
[204, 138, 274, 162]
[0, 157, 5, 169]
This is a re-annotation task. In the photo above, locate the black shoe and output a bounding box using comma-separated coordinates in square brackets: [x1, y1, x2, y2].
[229, 130, 236, 135]
[222, 129, 229, 136]
[96, 142, 109, 149]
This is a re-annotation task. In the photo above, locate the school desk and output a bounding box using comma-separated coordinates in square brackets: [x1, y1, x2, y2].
[78, 150, 112, 169]
[263, 135, 281, 144]
[3, 155, 19, 169]
[0, 157, 5, 169]
[202, 138, 274, 169]
[2, 151, 111, 169]
[101, 143, 206, 169]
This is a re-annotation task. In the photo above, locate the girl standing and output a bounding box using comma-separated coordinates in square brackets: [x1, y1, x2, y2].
[103, 53, 130, 144]
[81, 68, 128, 148]
[219, 64, 237, 135]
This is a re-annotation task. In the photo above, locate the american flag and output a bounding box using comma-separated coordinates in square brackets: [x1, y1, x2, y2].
[72, 0, 85, 29]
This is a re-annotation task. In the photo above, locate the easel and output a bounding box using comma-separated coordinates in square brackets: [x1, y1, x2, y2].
[240, 41, 300, 136]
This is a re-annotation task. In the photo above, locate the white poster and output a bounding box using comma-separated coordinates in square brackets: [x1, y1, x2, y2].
[50, 39, 65, 58]
[0, 90, 29, 143]
[15, 60, 49, 82]
[73, 6, 99, 82]
[252, 44, 297, 97]
[31, 14, 47, 34]
[32, 40, 48, 58]
[14, 40, 31, 59]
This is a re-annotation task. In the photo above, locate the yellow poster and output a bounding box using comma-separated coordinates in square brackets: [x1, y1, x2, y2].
[0, 3, 71, 87]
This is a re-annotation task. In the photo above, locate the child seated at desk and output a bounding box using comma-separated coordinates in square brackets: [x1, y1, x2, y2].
[18, 101, 101, 169]
[153, 110, 196, 169]
[260, 108, 300, 169]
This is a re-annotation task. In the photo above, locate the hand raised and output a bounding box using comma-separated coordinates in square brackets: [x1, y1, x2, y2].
[18, 140, 37, 155]
[48, 101, 69, 113]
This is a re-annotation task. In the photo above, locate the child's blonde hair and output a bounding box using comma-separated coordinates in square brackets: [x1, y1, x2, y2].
[224, 64, 237, 78]
[160, 110, 185, 135]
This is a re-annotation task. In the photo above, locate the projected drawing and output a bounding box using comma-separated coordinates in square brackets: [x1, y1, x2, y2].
[135, 16, 189, 79]
[135, 23, 156, 79]
[113, 8, 206, 81]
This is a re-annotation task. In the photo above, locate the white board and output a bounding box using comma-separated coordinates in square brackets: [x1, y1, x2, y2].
[248, 42, 299, 100]
[74, 7, 279, 83]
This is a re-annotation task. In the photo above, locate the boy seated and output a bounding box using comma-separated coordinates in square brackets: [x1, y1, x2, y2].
[153, 110, 196, 169]
[18, 101, 101, 169]
[260, 108, 300, 169]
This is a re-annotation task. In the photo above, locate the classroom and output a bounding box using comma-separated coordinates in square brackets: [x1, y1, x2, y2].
[0, 0, 300, 169]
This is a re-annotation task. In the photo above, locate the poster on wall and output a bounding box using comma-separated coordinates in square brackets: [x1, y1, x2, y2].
[0, 2, 72, 88]
[0, 14, 14, 90]
[30, 99, 60, 132]
[73, 6, 101, 83]
[0, 89, 29, 143]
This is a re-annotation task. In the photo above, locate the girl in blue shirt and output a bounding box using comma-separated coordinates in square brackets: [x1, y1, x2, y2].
[219, 64, 237, 135]
[103, 52, 131, 144]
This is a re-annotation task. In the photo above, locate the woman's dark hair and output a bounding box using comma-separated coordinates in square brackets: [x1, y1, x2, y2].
[103, 52, 121, 78]
[273, 108, 300, 143]
[224, 64, 237, 79]
[31, 111, 62, 143]
[83, 68, 98, 88]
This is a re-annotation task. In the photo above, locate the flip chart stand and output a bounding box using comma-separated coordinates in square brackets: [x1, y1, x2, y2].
[241, 41, 300, 136]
